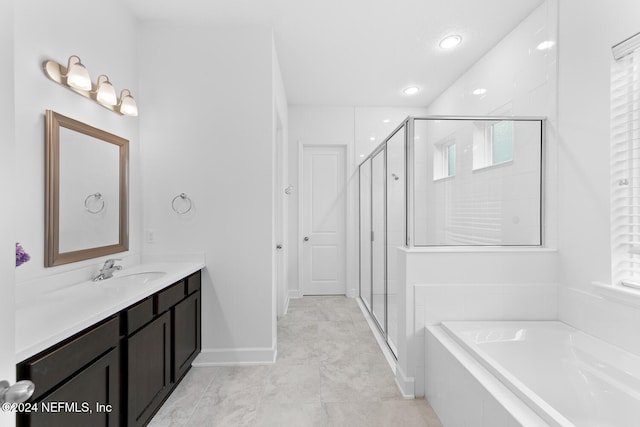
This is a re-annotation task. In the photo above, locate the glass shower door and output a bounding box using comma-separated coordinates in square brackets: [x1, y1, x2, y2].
[385, 126, 405, 355]
[371, 150, 386, 333]
[359, 160, 372, 311]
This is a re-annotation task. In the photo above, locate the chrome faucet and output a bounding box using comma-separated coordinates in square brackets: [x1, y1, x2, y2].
[93, 259, 122, 281]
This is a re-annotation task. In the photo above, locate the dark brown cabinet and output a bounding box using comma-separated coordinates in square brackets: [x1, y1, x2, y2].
[16, 316, 120, 427]
[126, 312, 171, 427]
[173, 289, 201, 382]
[17, 269, 202, 427]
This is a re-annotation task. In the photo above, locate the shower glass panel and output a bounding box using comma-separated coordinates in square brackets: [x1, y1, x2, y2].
[357, 115, 544, 360]
[385, 126, 405, 356]
[413, 118, 542, 246]
[371, 150, 386, 332]
[359, 159, 372, 311]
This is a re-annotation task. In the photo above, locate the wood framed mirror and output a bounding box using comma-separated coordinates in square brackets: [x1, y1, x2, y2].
[45, 110, 129, 267]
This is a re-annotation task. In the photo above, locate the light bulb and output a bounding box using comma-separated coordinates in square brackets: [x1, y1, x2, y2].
[119, 90, 138, 116]
[65, 56, 92, 91]
[96, 76, 117, 105]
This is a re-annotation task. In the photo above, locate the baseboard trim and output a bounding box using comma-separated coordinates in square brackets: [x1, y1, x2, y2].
[192, 346, 276, 366]
[283, 294, 291, 316]
[288, 289, 301, 299]
[395, 363, 416, 399]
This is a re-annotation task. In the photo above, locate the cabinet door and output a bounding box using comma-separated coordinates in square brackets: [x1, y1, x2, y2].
[21, 348, 119, 427]
[127, 311, 170, 427]
[173, 290, 201, 382]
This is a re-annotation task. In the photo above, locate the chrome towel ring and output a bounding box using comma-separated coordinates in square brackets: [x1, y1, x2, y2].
[84, 192, 105, 214]
[171, 193, 192, 214]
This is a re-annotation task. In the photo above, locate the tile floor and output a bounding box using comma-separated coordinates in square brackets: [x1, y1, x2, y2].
[149, 296, 443, 426]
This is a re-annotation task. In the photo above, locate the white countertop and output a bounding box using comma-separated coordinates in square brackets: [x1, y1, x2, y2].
[15, 260, 205, 363]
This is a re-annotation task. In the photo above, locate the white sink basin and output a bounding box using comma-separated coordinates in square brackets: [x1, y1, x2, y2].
[99, 271, 167, 287]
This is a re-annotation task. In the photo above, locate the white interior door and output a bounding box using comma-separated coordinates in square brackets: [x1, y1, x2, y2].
[275, 121, 287, 317]
[302, 146, 346, 295]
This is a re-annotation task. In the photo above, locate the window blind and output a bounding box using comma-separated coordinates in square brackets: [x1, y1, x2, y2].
[611, 37, 640, 287]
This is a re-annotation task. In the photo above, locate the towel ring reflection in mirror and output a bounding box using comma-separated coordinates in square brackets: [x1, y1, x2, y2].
[171, 193, 192, 214]
[84, 192, 105, 214]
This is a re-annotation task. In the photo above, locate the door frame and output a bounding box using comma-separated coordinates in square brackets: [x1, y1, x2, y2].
[298, 143, 348, 297]
[274, 115, 287, 318]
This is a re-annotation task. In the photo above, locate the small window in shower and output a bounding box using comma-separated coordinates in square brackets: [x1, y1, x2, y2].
[473, 120, 513, 170]
[433, 138, 456, 180]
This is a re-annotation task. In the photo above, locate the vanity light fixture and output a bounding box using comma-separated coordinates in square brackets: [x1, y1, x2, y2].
[118, 89, 138, 117]
[95, 75, 117, 106]
[43, 55, 138, 116]
[439, 35, 462, 50]
[65, 55, 92, 91]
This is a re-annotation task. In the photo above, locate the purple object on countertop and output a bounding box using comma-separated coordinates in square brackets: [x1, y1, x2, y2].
[16, 242, 30, 267]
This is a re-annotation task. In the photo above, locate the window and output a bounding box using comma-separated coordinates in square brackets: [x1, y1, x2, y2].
[473, 120, 514, 170]
[433, 138, 456, 180]
[446, 144, 456, 177]
[611, 33, 640, 286]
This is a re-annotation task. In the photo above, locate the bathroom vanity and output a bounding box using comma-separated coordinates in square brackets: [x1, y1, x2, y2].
[14, 264, 203, 427]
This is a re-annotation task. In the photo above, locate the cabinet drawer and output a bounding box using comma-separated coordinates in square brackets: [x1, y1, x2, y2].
[186, 270, 201, 294]
[19, 348, 120, 427]
[155, 281, 185, 313]
[125, 297, 154, 336]
[18, 316, 119, 401]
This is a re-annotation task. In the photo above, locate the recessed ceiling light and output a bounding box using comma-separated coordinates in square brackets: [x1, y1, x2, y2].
[403, 86, 419, 95]
[536, 40, 555, 51]
[360, 154, 365, 158]
[472, 88, 487, 96]
[369, 136, 376, 141]
[439, 35, 462, 49]
[383, 119, 390, 123]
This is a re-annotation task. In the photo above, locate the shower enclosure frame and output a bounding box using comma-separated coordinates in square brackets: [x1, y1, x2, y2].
[358, 115, 546, 358]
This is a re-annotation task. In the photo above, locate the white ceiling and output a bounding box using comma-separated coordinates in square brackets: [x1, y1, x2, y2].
[122, 0, 544, 107]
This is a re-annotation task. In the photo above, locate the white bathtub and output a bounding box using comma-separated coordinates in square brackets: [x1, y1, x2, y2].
[437, 321, 640, 427]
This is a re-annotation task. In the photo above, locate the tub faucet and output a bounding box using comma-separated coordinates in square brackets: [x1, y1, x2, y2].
[93, 259, 122, 281]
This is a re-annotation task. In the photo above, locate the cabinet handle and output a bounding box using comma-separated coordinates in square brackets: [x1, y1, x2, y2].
[0, 380, 35, 404]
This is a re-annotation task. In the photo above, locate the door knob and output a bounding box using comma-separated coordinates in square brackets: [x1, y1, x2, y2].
[276, 244, 283, 249]
[303, 236, 309, 242]
[0, 380, 35, 404]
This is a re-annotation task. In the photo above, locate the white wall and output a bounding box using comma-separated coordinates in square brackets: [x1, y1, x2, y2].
[13, 0, 140, 284]
[0, 1, 15, 425]
[556, 0, 640, 355]
[138, 24, 283, 364]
